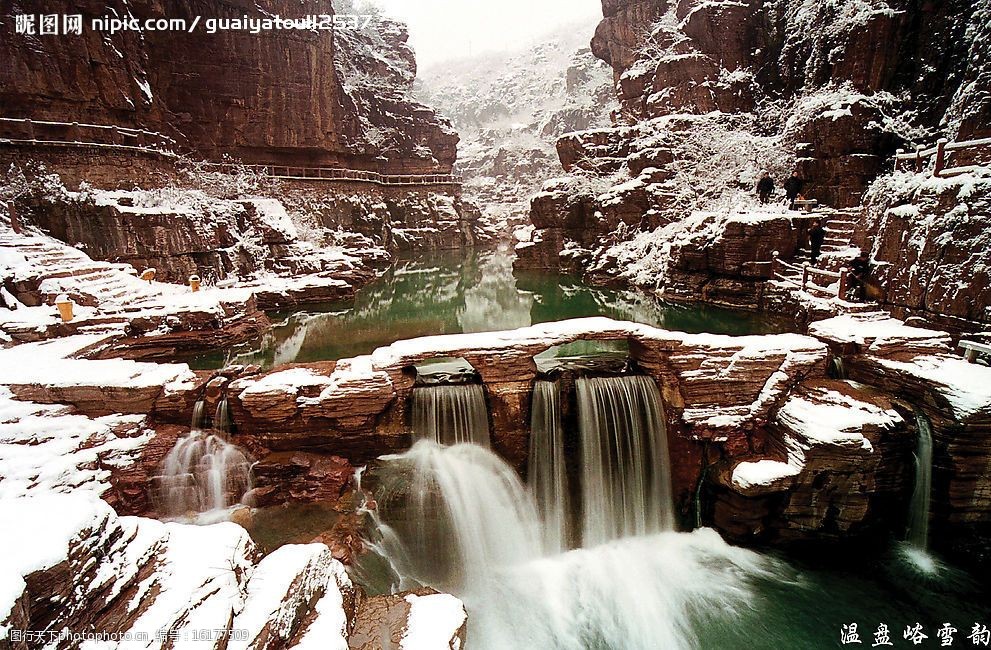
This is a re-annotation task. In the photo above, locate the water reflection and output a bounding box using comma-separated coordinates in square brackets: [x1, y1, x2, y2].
[191, 247, 793, 369]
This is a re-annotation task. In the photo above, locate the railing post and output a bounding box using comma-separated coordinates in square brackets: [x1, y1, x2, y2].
[771, 251, 779, 277]
[8, 202, 21, 234]
[71, 121, 81, 143]
[934, 138, 948, 177]
[915, 144, 924, 173]
[895, 148, 904, 172]
[802, 265, 809, 291]
[25, 118, 34, 140]
[839, 269, 848, 299]
[110, 125, 120, 145]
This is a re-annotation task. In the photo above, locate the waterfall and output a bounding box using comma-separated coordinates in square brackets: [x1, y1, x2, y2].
[831, 356, 847, 380]
[576, 375, 674, 546]
[527, 380, 570, 553]
[368, 440, 542, 592]
[152, 399, 254, 518]
[191, 399, 207, 429]
[214, 397, 231, 436]
[693, 465, 707, 530]
[907, 409, 934, 548]
[411, 384, 491, 446]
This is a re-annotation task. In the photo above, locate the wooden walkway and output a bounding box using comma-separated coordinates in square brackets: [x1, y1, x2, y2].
[0, 117, 462, 188]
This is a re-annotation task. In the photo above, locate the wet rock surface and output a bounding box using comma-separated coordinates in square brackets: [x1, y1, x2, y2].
[248, 451, 353, 508]
[349, 588, 467, 650]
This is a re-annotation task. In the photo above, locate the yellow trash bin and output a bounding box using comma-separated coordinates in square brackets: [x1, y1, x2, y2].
[189, 274, 201, 292]
[55, 294, 74, 322]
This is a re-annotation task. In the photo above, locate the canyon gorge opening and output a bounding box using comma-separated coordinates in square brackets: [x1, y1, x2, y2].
[1, 0, 990, 648]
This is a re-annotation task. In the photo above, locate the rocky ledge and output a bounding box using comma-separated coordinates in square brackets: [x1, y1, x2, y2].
[0, 492, 467, 650]
[2, 312, 990, 581]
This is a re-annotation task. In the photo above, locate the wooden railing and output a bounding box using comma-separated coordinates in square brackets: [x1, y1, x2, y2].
[771, 252, 849, 298]
[0, 117, 462, 188]
[960, 340, 991, 364]
[201, 162, 463, 187]
[895, 136, 991, 177]
[0, 117, 177, 155]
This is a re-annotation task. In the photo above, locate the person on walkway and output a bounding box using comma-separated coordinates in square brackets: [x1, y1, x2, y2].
[784, 171, 805, 210]
[848, 251, 871, 301]
[756, 172, 774, 204]
[809, 220, 826, 263]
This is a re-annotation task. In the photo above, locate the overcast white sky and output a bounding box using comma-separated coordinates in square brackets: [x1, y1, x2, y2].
[370, 0, 603, 69]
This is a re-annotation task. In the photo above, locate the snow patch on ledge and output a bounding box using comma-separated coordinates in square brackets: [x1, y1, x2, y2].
[808, 313, 950, 349]
[0, 335, 195, 389]
[778, 389, 901, 449]
[732, 460, 800, 494]
[237, 367, 332, 399]
[875, 355, 991, 420]
[401, 592, 467, 650]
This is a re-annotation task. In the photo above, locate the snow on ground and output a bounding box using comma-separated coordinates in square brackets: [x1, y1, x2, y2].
[809, 313, 951, 351]
[236, 367, 333, 400]
[777, 388, 901, 449]
[809, 313, 991, 419]
[0, 386, 151, 500]
[0, 491, 361, 649]
[400, 593, 467, 650]
[0, 335, 195, 389]
[730, 383, 905, 497]
[238, 545, 351, 650]
[0, 492, 114, 612]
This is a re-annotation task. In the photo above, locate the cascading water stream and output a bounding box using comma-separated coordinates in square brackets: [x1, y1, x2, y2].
[366, 440, 543, 593]
[907, 409, 934, 549]
[527, 379, 570, 553]
[411, 384, 491, 446]
[831, 356, 847, 380]
[575, 374, 674, 545]
[152, 398, 254, 518]
[214, 397, 231, 436]
[359, 374, 786, 650]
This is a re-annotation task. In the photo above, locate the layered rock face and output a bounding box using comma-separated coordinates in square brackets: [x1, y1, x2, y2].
[805, 314, 991, 565]
[522, 0, 991, 297]
[222, 317, 832, 519]
[712, 313, 991, 561]
[16, 181, 476, 286]
[0, 492, 468, 650]
[520, 189, 814, 310]
[1, 168, 479, 353]
[713, 380, 913, 544]
[0, 0, 457, 173]
[861, 169, 991, 334]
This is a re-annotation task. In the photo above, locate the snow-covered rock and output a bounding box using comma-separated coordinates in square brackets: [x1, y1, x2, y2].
[717, 380, 910, 540]
[0, 493, 365, 650]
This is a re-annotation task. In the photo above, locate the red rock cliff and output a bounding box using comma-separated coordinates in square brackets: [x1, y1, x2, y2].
[0, 0, 457, 173]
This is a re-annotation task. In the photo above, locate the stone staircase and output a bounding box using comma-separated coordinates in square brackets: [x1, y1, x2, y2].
[795, 207, 861, 262]
[769, 207, 884, 315]
[0, 231, 160, 309]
